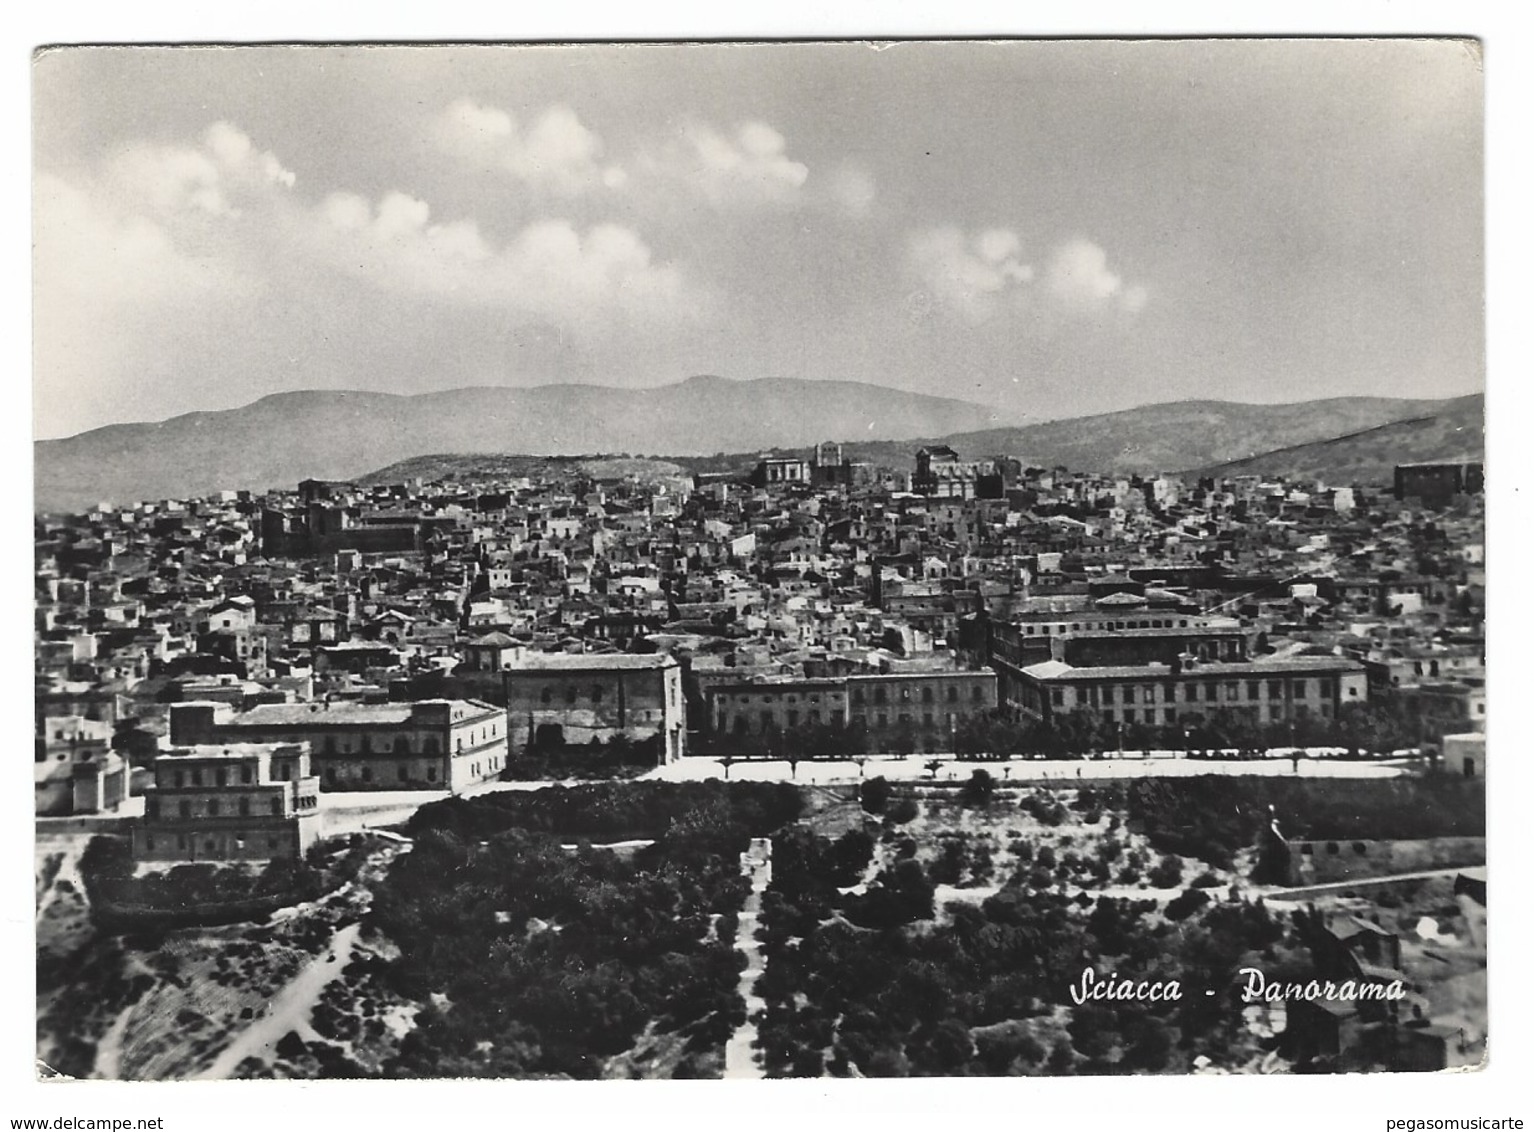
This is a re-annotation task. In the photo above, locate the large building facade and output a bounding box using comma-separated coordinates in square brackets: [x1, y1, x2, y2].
[703, 669, 998, 753]
[496, 653, 686, 764]
[133, 743, 321, 863]
[169, 699, 508, 792]
[993, 623, 1367, 728]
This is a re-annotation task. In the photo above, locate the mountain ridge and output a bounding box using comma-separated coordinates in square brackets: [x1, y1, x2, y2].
[34, 376, 1000, 511]
[34, 379, 1483, 512]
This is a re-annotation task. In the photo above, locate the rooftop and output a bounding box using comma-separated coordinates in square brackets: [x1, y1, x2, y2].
[507, 653, 677, 671]
[1021, 656, 1365, 681]
[232, 699, 499, 727]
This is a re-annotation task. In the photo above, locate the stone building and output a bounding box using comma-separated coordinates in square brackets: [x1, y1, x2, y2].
[495, 652, 686, 764]
[169, 698, 508, 792]
[703, 669, 999, 754]
[133, 743, 321, 863]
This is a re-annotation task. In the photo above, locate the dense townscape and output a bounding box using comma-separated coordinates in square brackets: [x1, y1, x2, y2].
[35, 444, 1487, 1078]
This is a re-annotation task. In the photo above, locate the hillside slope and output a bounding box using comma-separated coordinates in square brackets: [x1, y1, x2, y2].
[34, 376, 998, 511]
[1185, 394, 1483, 485]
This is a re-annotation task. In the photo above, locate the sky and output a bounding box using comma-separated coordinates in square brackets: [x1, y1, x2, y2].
[31, 40, 1483, 439]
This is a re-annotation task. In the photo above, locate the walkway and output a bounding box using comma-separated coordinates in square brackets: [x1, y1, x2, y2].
[193, 921, 362, 1079]
[1265, 867, 1473, 903]
[723, 837, 773, 1079]
[646, 753, 1413, 788]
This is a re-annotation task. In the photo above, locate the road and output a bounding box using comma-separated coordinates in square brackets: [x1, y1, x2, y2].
[644, 752, 1413, 788]
[193, 921, 362, 1080]
[723, 837, 773, 1080]
[1263, 867, 1472, 903]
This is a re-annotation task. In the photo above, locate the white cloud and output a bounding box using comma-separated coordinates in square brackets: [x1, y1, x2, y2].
[977, 228, 1022, 265]
[907, 227, 1146, 325]
[434, 98, 623, 195]
[646, 119, 809, 206]
[1045, 238, 1137, 311]
[36, 116, 711, 432]
[107, 121, 294, 219]
[906, 226, 1034, 325]
[309, 188, 702, 329]
[33, 170, 259, 436]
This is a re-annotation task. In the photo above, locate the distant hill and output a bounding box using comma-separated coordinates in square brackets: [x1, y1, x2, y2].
[33, 375, 999, 511]
[1186, 394, 1483, 485]
[36, 379, 1483, 511]
[671, 395, 1483, 486]
[356, 454, 690, 487]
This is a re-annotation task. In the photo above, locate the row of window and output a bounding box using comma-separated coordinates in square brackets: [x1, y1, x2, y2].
[171, 765, 260, 788]
[144, 834, 286, 853]
[320, 734, 443, 755]
[1047, 677, 1352, 708]
[542, 684, 611, 705]
[536, 684, 682, 708]
[724, 710, 962, 736]
[852, 685, 986, 706]
[1021, 618, 1194, 636]
[1024, 703, 1335, 726]
[315, 755, 504, 784]
[149, 795, 306, 819]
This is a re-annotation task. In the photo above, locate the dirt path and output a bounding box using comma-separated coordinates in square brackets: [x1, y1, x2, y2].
[723, 838, 772, 1080]
[1263, 867, 1469, 903]
[192, 921, 362, 1080]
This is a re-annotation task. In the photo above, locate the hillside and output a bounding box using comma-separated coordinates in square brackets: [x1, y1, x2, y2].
[36, 381, 1483, 510]
[33, 376, 999, 511]
[355, 454, 691, 487]
[668, 395, 1483, 485]
[1184, 394, 1484, 485]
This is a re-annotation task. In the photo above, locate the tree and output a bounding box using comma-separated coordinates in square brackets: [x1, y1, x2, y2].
[886, 796, 919, 825]
[1046, 1038, 1077, 1076]
[1165, 887, 1211, 922]
[961, 768, 997, 807]
[1122, 1017, 1175, 1072]
[1147, 854, 1184, 889]
[860, 775, 892, 814]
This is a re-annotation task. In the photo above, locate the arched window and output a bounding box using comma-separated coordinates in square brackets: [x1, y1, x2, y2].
[423, 737, 440, 755]
[360, 735, 371, 754]
[324, 736, 337, 755]
[565, 685, 578, 705]
[592, 685, 604, 703]
[178, 800, 191, 819]
[208, 800, 220, 817]
[541, 687, 554, 704]
[238, 798, 250, 817]
[393, 736, 410, 755]
[922, 687, 934, 703]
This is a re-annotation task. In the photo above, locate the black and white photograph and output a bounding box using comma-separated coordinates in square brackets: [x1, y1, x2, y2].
[18, 23, 1513, 1114]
